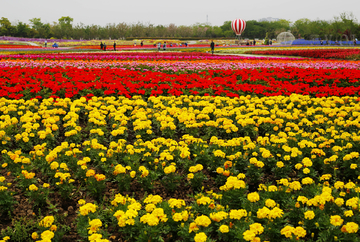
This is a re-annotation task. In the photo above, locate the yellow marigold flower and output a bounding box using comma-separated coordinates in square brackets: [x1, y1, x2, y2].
[78, 199, 86, 205]
[50, 225, 57, 232]
[281, 226, 295, 238]
[334, 181, 344, 189]
[320, 174, 332, 181]
[302, 157, 313, 167]
[345, 181, 355, 189]
[293, 226, 306, 238]
[88, 219, 102, 234]
[223, 170, 230, 176]
[268, 185, 278, 192]
[43, 183, 50, 188]
[237, 173, 246, 179]
[0, 185, 9, 192]
[247, 192, 260, 203]
[219, 225, 229, 233]
[2, 236, 10, 241]
[86, 169, 96, 177]
[334, 198, 344, 207]
[303, 168, 310, 174]
[213, 150, 226, 158]
[144, 194, 163, 205]
[151, 208, 168, 222]
[249, 223, 264, 235]
[29, 184, 38, 191]
[301, 177, 314, 185]
[127, 202, 142, 211]
[278, 178, 289, 186]
[210, 211, 228, 222]
[59, 163, 69, 170]
[164, 165, 176, 174]
[172, 213, 183, 222]
[168, 198, 185, 208]
[350, 164, 357, 169]
[304, 210, 315, 220]
[265, 199, 276, 208]
[194, 232, 207, 242]
[297, 196, 308, 204]
[346, 197, 359, 209]
[276, 161, 284, 168]
[40, 230, 54, 240]
[189, 222, 199, 233]
[229, 209, 247, 220]
[39, 216, 54, 227]
[330, 215, 344, 226]
[289, 181, 302, 191]
[88, 233, 103, 241]
[243, 229, 256, 241]
[216, 167, 224, 174]
[268, 207, 284, 219]
[130, 171, 136, 178]
[188, 173, 194, 179]
[344, 210, 353, 217]
[194, 215, 211, 227]
[257, 207, 270, 219]
[31, 232, 38, 240]
[342, 222, 359, 233]
[79, 203, 97, 216]
[50, 162, 59, 170]
[140, 213, 159, 226]
[256, 161, 264, 168]
[94, 174, 106, 181]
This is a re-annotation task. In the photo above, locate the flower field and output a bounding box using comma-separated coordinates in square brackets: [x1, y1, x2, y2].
[1, 51, 360, 242]
[244, 48, 360, 60]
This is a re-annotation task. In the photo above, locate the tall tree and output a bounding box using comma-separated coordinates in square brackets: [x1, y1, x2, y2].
[15, 22, 31, 37]
[0, 17, 16, 36]
[58, 16, 73, 38]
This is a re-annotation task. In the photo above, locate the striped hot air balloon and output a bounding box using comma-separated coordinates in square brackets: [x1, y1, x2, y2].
[231, 19, 246, 36]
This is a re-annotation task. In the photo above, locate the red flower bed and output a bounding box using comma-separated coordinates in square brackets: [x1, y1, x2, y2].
[0, 44, 43, 49]
[1, 66, 359, 100]
[0, 52, 274, 61]
[245, 48, 360, 59]
[73, 44, 209, 50]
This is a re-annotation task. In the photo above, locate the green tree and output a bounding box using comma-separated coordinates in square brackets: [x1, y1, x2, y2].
[58, 16, 73, 38]
[29, 18, 52, 38]
[15, 22, 31, 37]
[0, 17, 16, 36]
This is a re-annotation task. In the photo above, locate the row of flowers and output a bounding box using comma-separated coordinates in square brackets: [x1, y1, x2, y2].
[1, 64, 360, 99]
[0, 52, 297, 61]
[1, 94, 360, 241]
[244, 48, 360, 60]
[2, 57, 360, 72]
[0, 44, 43, 49]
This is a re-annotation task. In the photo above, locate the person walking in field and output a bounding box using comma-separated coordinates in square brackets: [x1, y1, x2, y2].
[100, 42, 103, 50]
[113, 42, 116, 51]
[210, 40, 215, 55]
[104, 43, 107, 51]
[163, 42, 166, 51]
[157, 42, 161, 51]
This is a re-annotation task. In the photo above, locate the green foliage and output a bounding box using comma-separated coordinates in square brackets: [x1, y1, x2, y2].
[1, 217, 37, 242]
[0, 11, 359, 43]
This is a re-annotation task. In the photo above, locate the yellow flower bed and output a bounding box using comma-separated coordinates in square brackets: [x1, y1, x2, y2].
[1, 94, 360, 241]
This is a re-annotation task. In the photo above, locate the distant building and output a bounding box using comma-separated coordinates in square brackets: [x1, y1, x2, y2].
[258, 17, 280, 22]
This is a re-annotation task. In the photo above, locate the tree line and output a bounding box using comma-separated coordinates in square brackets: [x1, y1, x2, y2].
[0, 12, 359, 41]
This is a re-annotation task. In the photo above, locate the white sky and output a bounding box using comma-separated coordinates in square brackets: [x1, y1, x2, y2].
[1, 0, 359, 27]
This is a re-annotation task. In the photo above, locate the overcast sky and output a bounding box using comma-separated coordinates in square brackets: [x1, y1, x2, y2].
[1, 0, 359, 27]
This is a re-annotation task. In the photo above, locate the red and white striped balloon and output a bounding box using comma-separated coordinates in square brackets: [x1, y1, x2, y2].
[231, 19, 246, 36]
